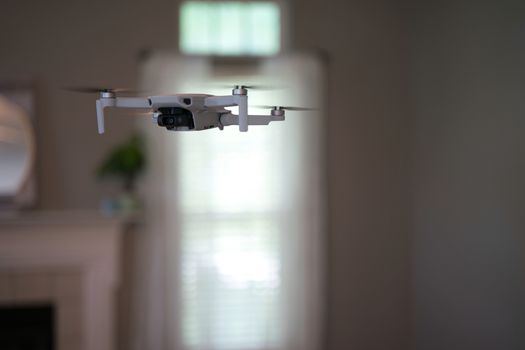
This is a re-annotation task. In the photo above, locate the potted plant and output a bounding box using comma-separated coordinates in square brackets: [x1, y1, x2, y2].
[97, 134, 146, 215]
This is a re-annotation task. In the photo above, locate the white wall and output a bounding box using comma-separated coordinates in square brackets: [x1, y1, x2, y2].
[411, 2, 525, 349]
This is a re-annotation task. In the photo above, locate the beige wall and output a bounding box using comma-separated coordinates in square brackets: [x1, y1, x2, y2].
[0, 0, 178, 209]
[410, 2, 525, 349]
[0, 1, 413, 349]
[292, 1, 412, 349]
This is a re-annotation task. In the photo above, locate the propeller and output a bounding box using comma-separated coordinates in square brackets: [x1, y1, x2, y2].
[62, 86, 145, 94]
[256, 105, 318, 111]
[209, 83, 282, 91]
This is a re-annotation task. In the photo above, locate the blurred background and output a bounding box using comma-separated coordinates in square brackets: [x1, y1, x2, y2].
[0, 1, 525, 350]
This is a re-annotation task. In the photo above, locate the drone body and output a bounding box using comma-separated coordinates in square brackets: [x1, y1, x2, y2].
[93, 86, 287, 134]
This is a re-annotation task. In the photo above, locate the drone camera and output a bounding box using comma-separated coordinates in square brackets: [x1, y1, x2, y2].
[157, 107, 195, 130]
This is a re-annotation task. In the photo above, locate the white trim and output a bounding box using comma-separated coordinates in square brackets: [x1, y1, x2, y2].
[0, 211, 124, 350]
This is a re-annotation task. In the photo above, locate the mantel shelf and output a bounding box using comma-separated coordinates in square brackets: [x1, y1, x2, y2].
[0, 209, 137, 229]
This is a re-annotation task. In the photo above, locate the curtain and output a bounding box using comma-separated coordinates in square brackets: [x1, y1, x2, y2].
[134, 52, 325, 350]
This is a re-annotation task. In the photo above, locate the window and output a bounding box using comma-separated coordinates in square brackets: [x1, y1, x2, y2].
[178, 113, 285, 348]
[138, 5, 323, 350]
[141, 54, 324, 350]
[179, 1, 281, 56]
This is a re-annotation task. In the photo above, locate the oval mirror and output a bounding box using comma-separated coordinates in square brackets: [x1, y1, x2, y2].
[0, 93, 35, 209]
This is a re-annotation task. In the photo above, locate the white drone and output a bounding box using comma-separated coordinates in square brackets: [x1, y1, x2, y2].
[66, 85, 313, 133]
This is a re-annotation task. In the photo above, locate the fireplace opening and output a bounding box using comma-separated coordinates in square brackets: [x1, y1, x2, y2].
[0, 304, 55, 350]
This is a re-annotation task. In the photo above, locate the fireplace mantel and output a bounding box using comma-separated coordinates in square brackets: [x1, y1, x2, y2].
[0, 210, 127, 350]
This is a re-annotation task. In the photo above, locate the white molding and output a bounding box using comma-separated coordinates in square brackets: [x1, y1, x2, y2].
[0, 211, 125, 350]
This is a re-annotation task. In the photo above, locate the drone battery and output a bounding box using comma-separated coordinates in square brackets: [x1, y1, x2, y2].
[157, 107, 195, 130]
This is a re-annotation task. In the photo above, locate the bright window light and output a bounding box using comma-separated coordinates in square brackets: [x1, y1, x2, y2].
[179, 1, 281, 56]
[178, 88, 285, 348]
[141, 55, 324, 350]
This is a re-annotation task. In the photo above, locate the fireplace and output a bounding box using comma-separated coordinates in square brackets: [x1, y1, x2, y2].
[0, 304, 55, 350]
[0, 211, 125, 350]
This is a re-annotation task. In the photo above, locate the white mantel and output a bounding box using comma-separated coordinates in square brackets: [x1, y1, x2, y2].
[0, 210, 127, 350]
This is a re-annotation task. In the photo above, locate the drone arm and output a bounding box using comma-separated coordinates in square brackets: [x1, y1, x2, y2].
[115, 97, 151, 108]
[220, 113, 285, 126]
[96, 99, 106, 134]
[96, 97, 150, 134]
[205, 95, 248, 132]
[205, 95, 235, 107]
[236, 95, 248, 132]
